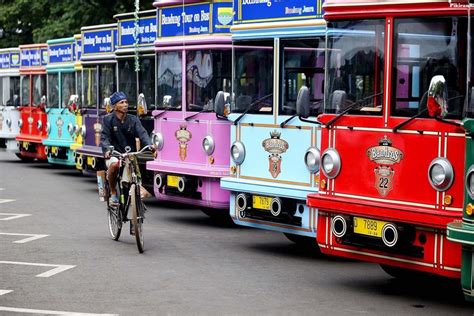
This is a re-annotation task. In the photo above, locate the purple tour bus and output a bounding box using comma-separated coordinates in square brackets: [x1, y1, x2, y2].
[147, 0, 233, 217]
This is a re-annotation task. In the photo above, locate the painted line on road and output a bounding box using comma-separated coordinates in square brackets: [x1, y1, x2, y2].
[0, 307, 117, 315]
[0, 232, 49, 243]
[0, 213, 31, 221]
[0, 261, 76, 277]
[0, 290, 13, 296]
[0, 199, 15, 204]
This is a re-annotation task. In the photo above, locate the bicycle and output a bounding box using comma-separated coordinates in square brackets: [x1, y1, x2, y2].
[104, 145, 152, 253]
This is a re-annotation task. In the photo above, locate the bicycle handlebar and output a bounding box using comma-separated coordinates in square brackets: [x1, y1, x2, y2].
[110, 145, 153, 159]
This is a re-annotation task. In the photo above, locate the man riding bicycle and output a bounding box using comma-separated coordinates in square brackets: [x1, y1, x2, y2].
[100, 91, 153, 207]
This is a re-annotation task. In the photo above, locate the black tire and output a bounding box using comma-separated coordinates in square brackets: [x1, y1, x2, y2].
[130, 184, 144, 253]
[106, 181, 122, 240]
[284, 233, 320, 252]
[15, 153, 34, 162]
[379, 264, 420, 280]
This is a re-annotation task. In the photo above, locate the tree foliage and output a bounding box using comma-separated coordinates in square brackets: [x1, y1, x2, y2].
[0, 0, 151, 48]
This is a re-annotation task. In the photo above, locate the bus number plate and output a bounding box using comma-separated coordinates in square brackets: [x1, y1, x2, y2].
[252, 195, 272, 211]
[353, 217, 387, 238]
[167, 175, 180, 188]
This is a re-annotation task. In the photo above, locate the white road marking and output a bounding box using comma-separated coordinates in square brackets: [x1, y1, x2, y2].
[0, 261, 76, 277]
[0, 199, 15, 204]
[0, 307, 117, 315]
[0, 213, 31, 221]
[0, 232, 49, 243]
[0, 290, 13, 296]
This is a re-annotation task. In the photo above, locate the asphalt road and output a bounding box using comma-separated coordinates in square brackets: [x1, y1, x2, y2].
[0, 149, 472, 315]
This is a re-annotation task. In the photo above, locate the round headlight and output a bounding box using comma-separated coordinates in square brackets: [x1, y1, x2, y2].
[466, 166, 474, 199]
[321, 148, 341, 179]
[152, 132, 164, 151]
[68, 123, 75, 136]
[46, 122, 51, 135]
[37, 120, 42, 131]
[231, 141, 245, 165]
[304, 147, 320, 174]
[18, 119, 23, 128]
[81, 124, 86, 138]
[428, 157, 454, 191]
[74, 124, 79, 136]
[202, 136, 215, 155]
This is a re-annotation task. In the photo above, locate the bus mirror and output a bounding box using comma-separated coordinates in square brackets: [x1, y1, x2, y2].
[427, 75, 448, 118]
[215, 91, 229, 117]
[137, 93, 147, 116]
[296, 86, 311, 118]
[330, 90, 347, 113]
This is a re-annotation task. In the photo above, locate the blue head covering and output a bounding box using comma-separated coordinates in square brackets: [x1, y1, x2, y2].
[110, 91, 127, 105]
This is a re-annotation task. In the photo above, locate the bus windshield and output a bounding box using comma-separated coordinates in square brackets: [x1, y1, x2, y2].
[325, 20, 385, 115]
[281, 38, 324, 116]
[62, 72, 75, 108]
[48, 73, 59, 108]
[139, 56, 155, 110]
[186, 50, 231, 112]
[232, 40, 274, 114]
[1, 76, 20, 107]
[118, 59, 137, 109]
[20, 75, 30, 106]
[156, 51, 182, 110]
[392, 17, 467, 119]
[99, 64, 116, 109]
[83, 67, 97, 108]
[32, 74, 46, 107]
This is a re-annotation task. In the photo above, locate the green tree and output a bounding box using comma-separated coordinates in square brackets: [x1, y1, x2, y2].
[0, 0, 151, 48]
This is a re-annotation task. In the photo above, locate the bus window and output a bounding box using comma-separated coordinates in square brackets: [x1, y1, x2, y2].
[32, 74, 46, 107]
[47, 73, 59, 108]
[118, 59, 137, 108]
[156, 51, 182, 110]
[20, 75, 30, 106]
[392, 17, 467, 119]
[232, 40, 274, 114]
[62, 72, 75, 108]
[75, 70, 82, 108]
[2, 77, 20, 107]
[280, 38, 324, 116]
[326, 19, 385, 115]
[139, 56, 155, 110]
[83, 67, 97, 108]
[99, 64, 116, 109]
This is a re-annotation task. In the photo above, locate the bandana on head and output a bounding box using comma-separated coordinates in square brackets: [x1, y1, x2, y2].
[110, 91, 127, 105]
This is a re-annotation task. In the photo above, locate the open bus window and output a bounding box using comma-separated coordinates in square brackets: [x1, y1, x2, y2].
[20, 75, 30, 106]
[32, 74, 46, 107]
[186, 50, 231, 112]
[157, 51, 182, 110]
[47, 73, 59, 108]
[326, 20, 384, 115]
[99, 64, 116, 109]
[281, 38, 324, 116]
[392, 17, 466, 119]
[83, 67, 97, 108]
[232, 40, 273, 114]
[139, 56, 155, 110]
[62, 73, 75, 108]
[75, 70, 82, 108]
[118, 59, 137, 109]
[1, 77, 20, 107]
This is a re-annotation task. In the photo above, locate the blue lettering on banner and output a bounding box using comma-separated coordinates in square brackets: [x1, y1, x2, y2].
[160, 3, 212, 37]
[0, 53, 10, 69]
[119, 16, 157, 47]
[234, 0, 323, 24]
[82, 29, 115, 55]
[49, 43, 74, 64]
[21, 49, 42, 67]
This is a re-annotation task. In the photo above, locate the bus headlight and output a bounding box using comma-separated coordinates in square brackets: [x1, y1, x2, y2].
[428, 157, 454, 191]
[37, 120, 43, 131]
[18, 119, 23, 128]
[68, 123, 75, 136]
[152, 132, 164, 151]
[81, 124, 86, 138]
[46, 122, 51, 135]
[74, 124, 80, 136]
[202, 136, 215, 155]
[321, 148, 341, 179]
[304, 147, 320, 174]
[466, 166, 474, 199]
[231, 141, 245, 165]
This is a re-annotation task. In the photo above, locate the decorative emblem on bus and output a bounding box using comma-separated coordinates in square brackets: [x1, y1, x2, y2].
[56, 117, 64, 138]
[27, 116, 33, 134]
[367, 136, 403, 196]
[217, 7, 233, 26]
[176, 124, 192, 161]
[262, 130, 289, 179]
[93, 121, 102, 146]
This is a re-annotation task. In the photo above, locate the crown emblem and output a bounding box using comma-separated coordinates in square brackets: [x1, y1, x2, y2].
[379, 135, 392, 147]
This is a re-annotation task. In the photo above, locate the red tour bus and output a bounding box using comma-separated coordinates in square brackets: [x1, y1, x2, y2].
[16, 44, 48, 161]
[304, 0, 470, 287]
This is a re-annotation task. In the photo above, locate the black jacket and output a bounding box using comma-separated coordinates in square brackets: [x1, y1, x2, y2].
[100, 113, 151, 154]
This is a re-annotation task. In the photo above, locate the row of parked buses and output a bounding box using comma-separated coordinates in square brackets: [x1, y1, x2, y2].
[2, 0, 474, 302]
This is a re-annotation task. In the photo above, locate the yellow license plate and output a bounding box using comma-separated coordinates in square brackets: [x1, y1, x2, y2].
[252, 195, 272, 211]
[167, 175, 180, 188]
[353, 217, 387, 238]
[51, 146, 58, 154]
[22, 142, 29, 149]
[87, 156, 93, 166]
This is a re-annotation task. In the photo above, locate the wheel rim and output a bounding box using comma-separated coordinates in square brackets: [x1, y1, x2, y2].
[107, 206, 122, 240]
[131, 184, 144, 253]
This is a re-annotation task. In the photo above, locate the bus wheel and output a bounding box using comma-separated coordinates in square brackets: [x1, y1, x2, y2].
[284, 233, 320, 252]
[379, 264, 421, 279]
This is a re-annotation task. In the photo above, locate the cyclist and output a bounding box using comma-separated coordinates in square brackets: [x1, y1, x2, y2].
[100, 91, 153, 207]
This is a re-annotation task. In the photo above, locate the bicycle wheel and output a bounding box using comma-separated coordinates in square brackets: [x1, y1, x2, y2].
[106, 180, 122, 240]
[130, 184, 144, 253]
